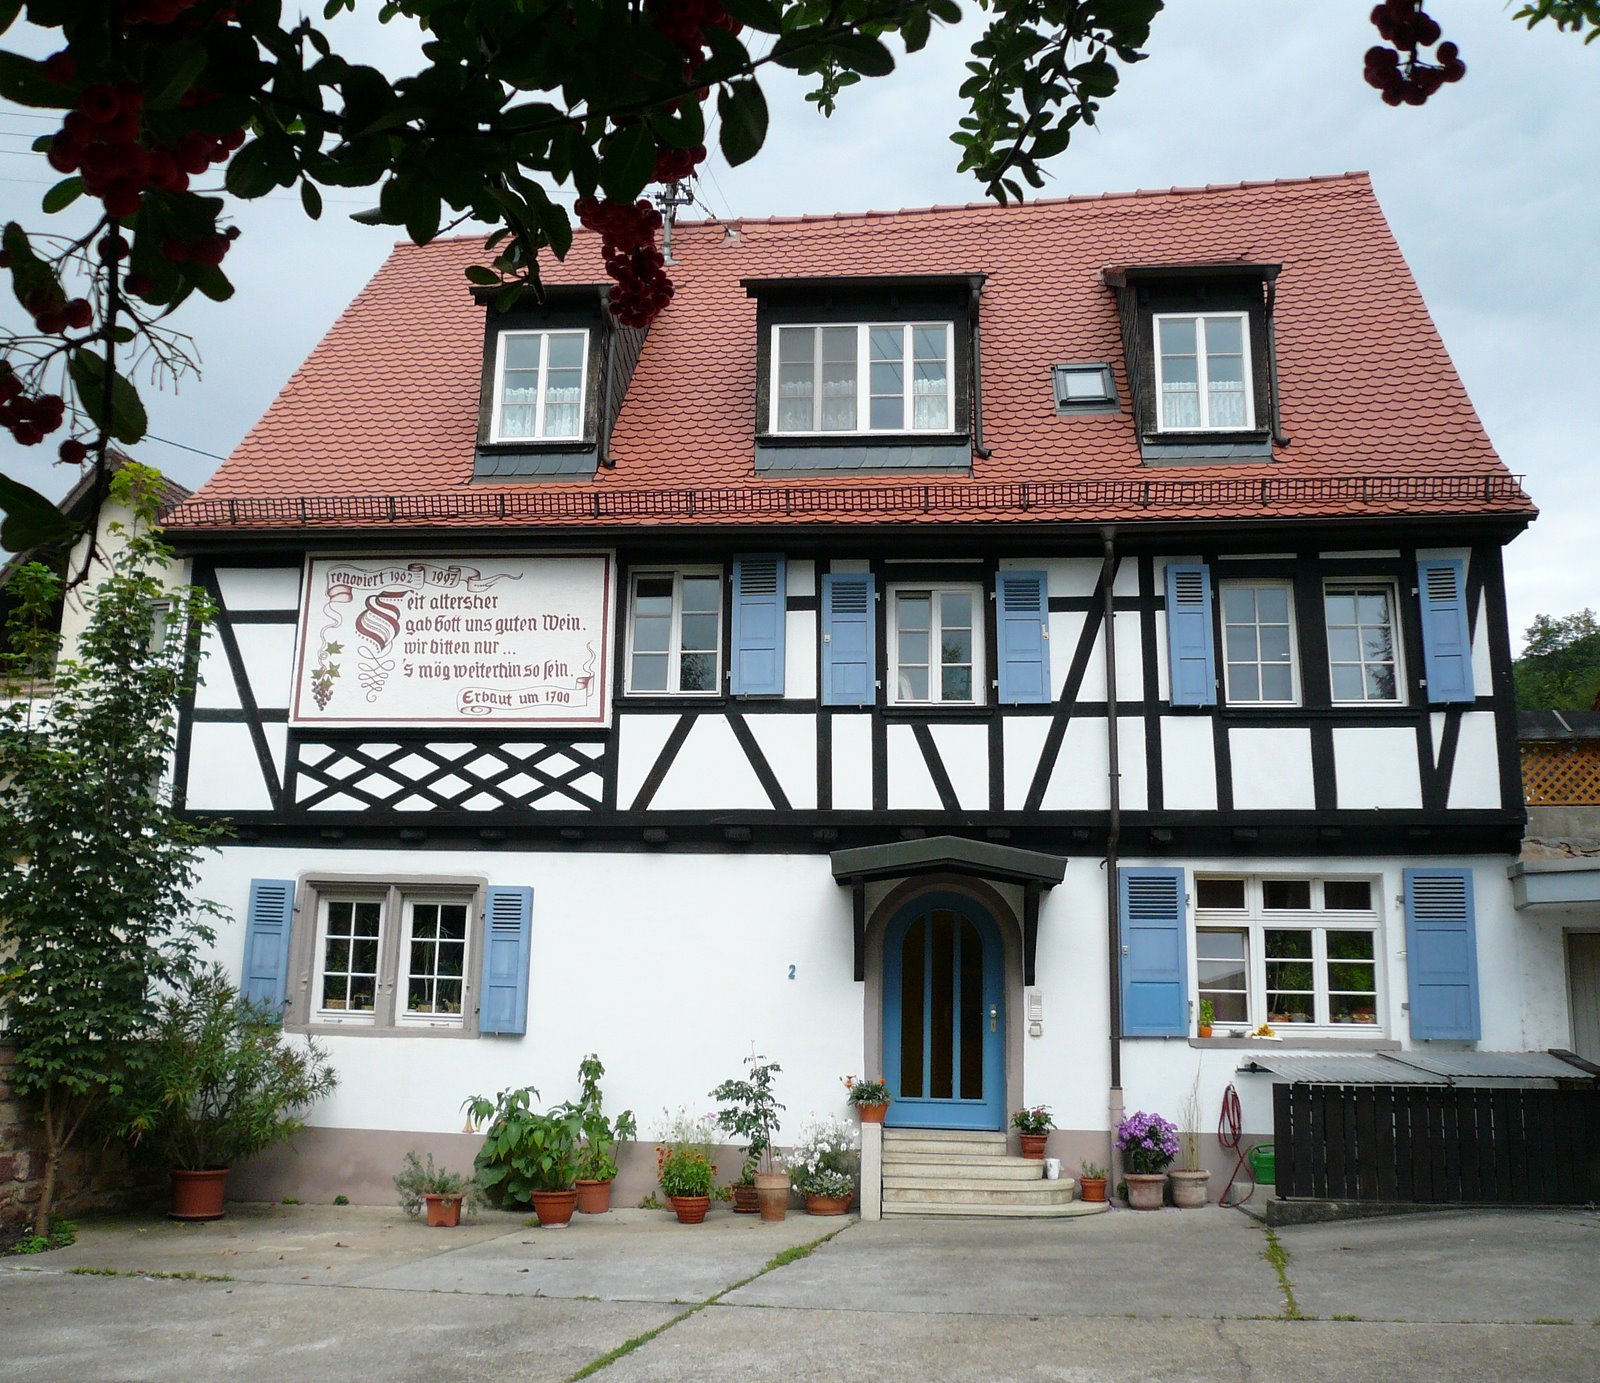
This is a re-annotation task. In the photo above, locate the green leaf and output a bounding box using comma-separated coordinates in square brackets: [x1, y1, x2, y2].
[186, 262, 235, 304]
[464, 265, 499, 286]
[224, 139, 282, 199]
[0, 50, 66, 108]
[0, 473, 76, 551]
[0, 0, 23, 38]
[41, 177, 81, 214]
[68, 349, 148, 446]
[717, 0, 782, 33]
[599, 122, 656, 203]
[716, 79, 768, 168]
[144, 40, 208, 111]
[299, 180, 323, 219]
[828, 33, 896, 77]
[3, 222, 57, 313]
[349, 205, 387, 226]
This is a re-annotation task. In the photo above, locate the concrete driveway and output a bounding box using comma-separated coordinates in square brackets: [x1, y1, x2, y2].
[1, 1201, 1596, 1381]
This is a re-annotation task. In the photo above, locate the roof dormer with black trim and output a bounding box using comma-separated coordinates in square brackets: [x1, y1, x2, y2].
[741, 274, 984, 477]
[472, 283, 645, 481]
[1101, 262, 1285, 464]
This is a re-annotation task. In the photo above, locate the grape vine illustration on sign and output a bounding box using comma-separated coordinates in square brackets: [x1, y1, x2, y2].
[294, 554, 613, 726]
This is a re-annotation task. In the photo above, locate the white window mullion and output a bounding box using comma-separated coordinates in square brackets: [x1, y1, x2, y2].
[533, 347, 548, 439]
[813, 327, 826, 431]
[900, 324, 913, 427]
[669, 574, 686, 692]
[856, 324, 869, 432]
[1195, 318, 1213, 429]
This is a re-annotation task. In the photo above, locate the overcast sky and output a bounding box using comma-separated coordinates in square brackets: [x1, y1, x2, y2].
[1, 2, 1594, 644]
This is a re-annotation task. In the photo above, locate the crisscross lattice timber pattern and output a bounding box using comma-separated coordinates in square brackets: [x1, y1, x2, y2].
[1522, 740, 1600, 806]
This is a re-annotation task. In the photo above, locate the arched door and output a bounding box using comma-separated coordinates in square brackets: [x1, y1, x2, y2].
[882, 893, 1005, 1130]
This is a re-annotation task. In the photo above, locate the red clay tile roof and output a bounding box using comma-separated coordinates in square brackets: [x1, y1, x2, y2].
[169, 172, 1533, 533]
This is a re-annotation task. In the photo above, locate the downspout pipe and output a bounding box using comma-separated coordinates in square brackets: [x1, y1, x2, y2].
[1101, 528, 1125, 1174]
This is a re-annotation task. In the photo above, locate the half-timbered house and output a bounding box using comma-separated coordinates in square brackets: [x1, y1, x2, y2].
[159, 172, 1561, 1213]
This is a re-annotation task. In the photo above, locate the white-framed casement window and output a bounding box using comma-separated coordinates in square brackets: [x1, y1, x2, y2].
[1195, 875, 1383, 1032]
[887, 583, 983, 705]
[771, 323, 954, 435]
[626, 568, 723, 695]
[1153, 312, 1253, 432]
[303, 882, 481, 1033]
[1324, 580, 1404, 704]
[1220, 580, 1298, 705]
[489, 329, 588, 442]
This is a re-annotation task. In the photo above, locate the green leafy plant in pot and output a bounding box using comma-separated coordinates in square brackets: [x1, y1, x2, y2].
[464, 1085, 585, 1228]
[573, 1053, 636, 1214]
[394, 1149, 475, 1227]
[711, 1052, 787, 1220]
[119, 964, 337, 1221]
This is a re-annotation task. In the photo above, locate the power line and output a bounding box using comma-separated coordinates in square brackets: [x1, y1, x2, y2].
[143, 433, 228, 461]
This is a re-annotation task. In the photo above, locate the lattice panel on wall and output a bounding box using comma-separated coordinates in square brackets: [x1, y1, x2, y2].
[294, 739, 605, 812]
[1522, 741, 1600, 805]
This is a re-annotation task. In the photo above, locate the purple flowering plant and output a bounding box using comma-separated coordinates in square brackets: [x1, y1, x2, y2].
[1115, 1111, 1180, 1174]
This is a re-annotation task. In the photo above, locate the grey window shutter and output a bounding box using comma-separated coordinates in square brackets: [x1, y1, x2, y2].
[1118, 867, 1189, 1037]
[731, 554, 787, 696]
[479, 886, 533, 1035]
[1403, 868, 1481, 1040]
[1164, 563, 1216, 706]
[242, 879, 295, 1021]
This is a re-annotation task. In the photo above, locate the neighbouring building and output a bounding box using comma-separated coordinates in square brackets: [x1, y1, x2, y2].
[156, 172, 1575, 1213]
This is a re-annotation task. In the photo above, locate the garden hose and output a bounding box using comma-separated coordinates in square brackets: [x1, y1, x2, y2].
[1217, 1082, 1257, 1208]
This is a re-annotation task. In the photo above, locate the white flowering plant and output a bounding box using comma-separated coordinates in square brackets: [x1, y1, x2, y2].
[783, 1115, 860, 1198]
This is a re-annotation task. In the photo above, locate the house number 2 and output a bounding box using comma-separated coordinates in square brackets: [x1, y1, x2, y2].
[788, 964, 797, 980]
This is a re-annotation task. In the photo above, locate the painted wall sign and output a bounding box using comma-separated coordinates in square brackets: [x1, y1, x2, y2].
[291, 553, 614, 726]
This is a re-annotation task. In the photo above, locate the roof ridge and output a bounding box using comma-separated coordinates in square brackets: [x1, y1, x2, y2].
[412, 171, 1373, 248]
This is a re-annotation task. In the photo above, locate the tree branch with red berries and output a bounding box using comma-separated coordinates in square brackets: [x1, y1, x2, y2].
[0, 0, 1591, 557]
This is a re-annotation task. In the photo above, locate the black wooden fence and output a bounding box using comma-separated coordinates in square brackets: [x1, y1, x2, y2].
[1272, 1083, 1600, 1204]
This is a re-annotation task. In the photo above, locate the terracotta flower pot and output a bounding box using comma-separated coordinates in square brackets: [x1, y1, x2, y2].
[1198, 1025, 1213, 1039]
[575, 1179, 614, 1215]
[531, 1189, 578, 1228]
[1019, 1132, 1049, 1159]
[1169, 1170, 1210, 1209]
[754, 1171, 790, 1222]
[169, 1168, 230, 1222]
[1079, 1176, 1108, 1203]
[423, 1193, 463, 1227]
[670, 1194, 711, 1224]
[731, 1183, 760, 1214]
[805, 1193, 852, 1216]
[1125, 1173, 1167, 1210]
[856, 1102, 889, 1124]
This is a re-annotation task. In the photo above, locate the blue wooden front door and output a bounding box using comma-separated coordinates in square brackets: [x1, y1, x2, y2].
[883, 894, 1005, 1131]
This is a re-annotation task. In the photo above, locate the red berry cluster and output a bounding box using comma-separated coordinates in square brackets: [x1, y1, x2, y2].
[575, 196, 674, 328]
[47, 76, 246, 220]
[1365, 2, 1465, 106]
[162, 224, 241, 266]
[644, 0, 740, 66]
[22, 285, 93, 335]
[124, 0, 203, 23]
[0, 364, 67, 448]
[653, 144, 705, 184]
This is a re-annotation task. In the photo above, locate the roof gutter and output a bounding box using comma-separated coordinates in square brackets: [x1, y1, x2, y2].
[970, 280, 991, 461]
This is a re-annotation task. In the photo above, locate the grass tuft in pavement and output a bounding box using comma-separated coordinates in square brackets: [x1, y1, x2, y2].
[1261, 1227, 1305, 1321]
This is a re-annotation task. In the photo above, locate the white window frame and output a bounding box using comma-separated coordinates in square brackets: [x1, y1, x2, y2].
[1324, 578, 1407, 706]
[886, 581, 985, 707]
[1220, 578, 1300, 707]
[1195, 875, 1385, 1034]
[488, 328, 590, 443]
[624, 566, 724, 697]
[1152, 311, 1255, 433]
[395, 894, 472, 1030]
[290, 877, 485, 1038]
[768, 322, 956, 436]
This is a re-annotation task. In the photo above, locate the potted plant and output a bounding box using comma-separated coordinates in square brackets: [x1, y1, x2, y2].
[1078, 1159, 1109, 1203]
[1197, 998, 1215, 1040]
[655, 1109, 718, 1223]
[463, 1084, 585, 1228]
[1114, 1110, 1179, 1210]
[1169, 1076, 1209, 1209]
[786, 1116, 859, 1215]
[841, 1074, 890, 1123]
[394, 1149, 474, 1227]
[573, 1054, 636, 1215]
[119, 964, 337, 1222]
[1010, 1105, 1053, 1158]
[711, 1052, 787, 1220]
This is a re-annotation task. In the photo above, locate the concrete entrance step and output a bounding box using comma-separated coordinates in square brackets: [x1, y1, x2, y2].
[883, 1128, 1008, 1144]
[883, 1198, 1109, 1219]
[881, 1134, 1009, 1159]
[885, 1176, 1076, 1200]
[881, 1157, 1045, 1182]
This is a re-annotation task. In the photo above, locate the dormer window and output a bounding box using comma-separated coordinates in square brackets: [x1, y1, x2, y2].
[1154, 313, 1252, 432]
[772, 323, 953, 435]
[490, 330, 589, 443]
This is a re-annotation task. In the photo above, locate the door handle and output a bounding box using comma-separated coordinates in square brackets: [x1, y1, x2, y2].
[989, 1005, 998, 1033]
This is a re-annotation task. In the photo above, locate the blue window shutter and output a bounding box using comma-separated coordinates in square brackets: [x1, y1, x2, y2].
[480, 886, 533, 1035]
[1404, 868, 1481, 1040]
[1417, 558, 1474, 704]
[731, 554, 787, 696]
[1118, 867, 1189, 1037]
[997, 569, 1051, 704]
[821, 572, 875, 707]
[1164, 562, 1216, 707]
[241, 879, 295, 1021]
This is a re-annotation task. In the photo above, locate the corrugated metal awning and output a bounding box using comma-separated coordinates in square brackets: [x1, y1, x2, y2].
[1239, 1050, 1597, 1086]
